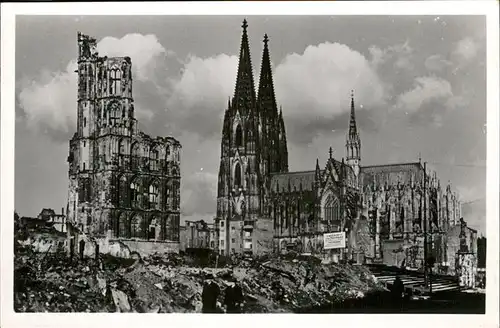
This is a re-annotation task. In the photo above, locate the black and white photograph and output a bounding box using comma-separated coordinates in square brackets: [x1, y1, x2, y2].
[1, 1, 499, 326]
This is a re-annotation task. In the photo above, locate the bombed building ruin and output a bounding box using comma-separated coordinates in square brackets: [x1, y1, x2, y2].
[66, 33, 181, 254]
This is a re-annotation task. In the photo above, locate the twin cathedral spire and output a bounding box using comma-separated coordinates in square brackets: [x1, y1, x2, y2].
[217, 19, 288, 221]
[217, 19, 361, 220]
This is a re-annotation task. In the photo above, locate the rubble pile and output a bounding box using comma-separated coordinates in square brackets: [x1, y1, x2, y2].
[14, 245, 385, 313]
[14, 245, 114, 312]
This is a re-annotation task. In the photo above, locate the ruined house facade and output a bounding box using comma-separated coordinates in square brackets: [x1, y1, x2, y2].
[215, 21, 464, 268]
[179, 220, 216, 251]
[66, 33, 182, 253]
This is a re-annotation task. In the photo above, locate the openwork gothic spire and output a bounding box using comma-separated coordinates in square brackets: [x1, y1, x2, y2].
[232, 19, 256, 114]
[257, 33, 278, 117]
[349, 90, 358, 138]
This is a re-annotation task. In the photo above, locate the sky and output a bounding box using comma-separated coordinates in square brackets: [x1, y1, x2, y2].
[14, 15, 487, 234]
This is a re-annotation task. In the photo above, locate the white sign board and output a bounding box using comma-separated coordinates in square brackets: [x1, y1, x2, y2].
[324, 232, 346, 250]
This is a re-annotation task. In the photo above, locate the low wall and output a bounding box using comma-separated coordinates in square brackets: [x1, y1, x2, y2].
[72, 234, 179, 259]
[19, 232, 67, 254]
[119, 239, 179, 257]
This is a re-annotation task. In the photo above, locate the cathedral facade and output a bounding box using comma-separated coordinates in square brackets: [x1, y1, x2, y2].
[66, 33, 181, 251]
[215, 21, 463, 272]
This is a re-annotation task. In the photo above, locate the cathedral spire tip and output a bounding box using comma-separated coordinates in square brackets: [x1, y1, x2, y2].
[329, 147, 333, 159]
[233, 18, 256, 113]
[348, 89, 358, 138]
[263, 33, 269, 45]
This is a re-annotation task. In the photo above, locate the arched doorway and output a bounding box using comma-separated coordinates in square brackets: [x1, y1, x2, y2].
[148, 217, 158, 240]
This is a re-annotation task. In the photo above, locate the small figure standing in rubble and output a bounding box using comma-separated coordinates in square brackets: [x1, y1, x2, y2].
[79, 240, 85, 260]
[391, 275, 405, 309]
[202, 278, 220, 313]
[223, 280, 244, 313]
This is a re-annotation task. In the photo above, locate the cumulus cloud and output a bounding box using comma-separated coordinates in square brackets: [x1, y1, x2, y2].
[369, 40, 414, 71]
[425, 54, 452, 72]
[18, 60, 78, 135]
[97, 33, 168, 82]
[18, 33, 168, 137]
[165, 42, 386, 144]
[454, 37, 478, 61]
[273, 42, 386, 142]
[395, 76, 453, 113]
[164, 54, 238, 137]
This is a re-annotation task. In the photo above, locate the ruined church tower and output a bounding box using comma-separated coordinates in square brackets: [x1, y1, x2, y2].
[67, 33, 181, 249]
[216, 20, 287, 255]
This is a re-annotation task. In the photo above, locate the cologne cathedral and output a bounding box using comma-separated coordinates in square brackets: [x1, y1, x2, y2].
[66, 33, 182, 252]
[215, 20, 463, 269]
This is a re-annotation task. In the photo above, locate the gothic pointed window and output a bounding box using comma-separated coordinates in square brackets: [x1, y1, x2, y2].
[273, 204, 277, 230]
[130, 179, 140, 208]
[234, 162, 242, 188]
[119, 214, 129, 238]
[117, 175, 127, 207]
[165, 181, 172, 208]
[108, 102, 121, 127]
[114, 213, 121, 238]
[280, 205, 285, 232]
[399, 207, 405, 233]
[174, 181, 180, 210]
[118, 139, 125, 166]
[324, 195, 340, 223]
[131, 142, 140, 170]
[150, 148, 159, 171]
[130, 215, 143, 239]
[149, 181, 159, 209]
[109, 68, 122, 96]
[235, 125, 243, 147]
[148, 217, 157, 240]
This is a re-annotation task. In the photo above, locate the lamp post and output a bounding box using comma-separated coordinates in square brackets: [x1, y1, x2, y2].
[344, 227, 349, 262]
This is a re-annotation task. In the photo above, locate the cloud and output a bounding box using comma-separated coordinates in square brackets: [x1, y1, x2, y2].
[164, 54, 238, 138]
[165, 42, 387, 144]
[17, 33, 168, 139]
[425, 54, 452, 72]
[273, 42, 386, 143]
[454, 37, 478, 61]
[395, 76, 453, 113]
[369, 40, 414, 71]
[18, 38, 387, 146]
[97, 34, 168, 82]
[18, 60, 78, 136]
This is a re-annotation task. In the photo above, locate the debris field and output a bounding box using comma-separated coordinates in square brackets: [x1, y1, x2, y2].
[14, 243, 385, 313]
